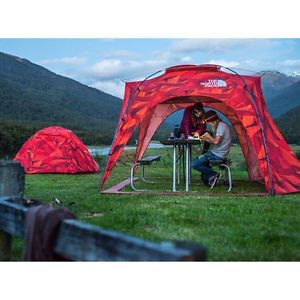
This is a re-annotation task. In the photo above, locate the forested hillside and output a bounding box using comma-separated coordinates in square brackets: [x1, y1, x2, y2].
[0, 52, 124, 157]
[274, 105, 300, 144]
[267, 80, 300, 118]
[0, 51, 122, 131]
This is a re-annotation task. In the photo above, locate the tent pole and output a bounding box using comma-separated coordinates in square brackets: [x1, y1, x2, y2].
[123, 69, 164, 118]
[99, 69, 164, 192]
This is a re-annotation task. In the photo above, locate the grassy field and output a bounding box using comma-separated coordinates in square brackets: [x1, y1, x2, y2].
[12, 144, 300, 261]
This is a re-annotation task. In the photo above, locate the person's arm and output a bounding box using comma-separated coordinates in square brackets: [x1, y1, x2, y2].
[180, 108, 192, 138]
[200, 132, 222, 144]
[201, 122, 225, 144]
[196, 121, 206, 136]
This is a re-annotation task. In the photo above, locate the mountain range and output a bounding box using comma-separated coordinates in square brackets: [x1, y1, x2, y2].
[260, 70, 300, 101]
[0, 51, 299, 157]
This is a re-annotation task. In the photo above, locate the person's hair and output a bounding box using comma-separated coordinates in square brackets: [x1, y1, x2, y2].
[205, 110, 219, 122]
[192, 103, 204, 113]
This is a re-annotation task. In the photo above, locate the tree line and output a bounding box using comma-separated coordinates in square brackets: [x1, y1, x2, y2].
[0, 120, 171, 159]
[1, 119, 298, 159]
[0, 121, 115, 159]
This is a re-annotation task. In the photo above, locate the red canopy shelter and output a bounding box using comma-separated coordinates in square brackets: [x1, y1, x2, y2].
[99, 64, 300, 195]
[14, 126, 99, 174]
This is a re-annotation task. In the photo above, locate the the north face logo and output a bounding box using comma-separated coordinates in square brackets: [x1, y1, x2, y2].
[200, 79, 227, 87]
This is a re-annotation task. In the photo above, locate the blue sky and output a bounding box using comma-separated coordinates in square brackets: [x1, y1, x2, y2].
[1, 38, 300, 98]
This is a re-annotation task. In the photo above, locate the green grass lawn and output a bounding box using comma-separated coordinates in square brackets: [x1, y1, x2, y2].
[12, 144, 300, 261]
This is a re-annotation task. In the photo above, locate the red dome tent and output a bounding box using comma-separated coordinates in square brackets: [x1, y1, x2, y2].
[99, 64, 300, 195]
[14, 126, 99, 174]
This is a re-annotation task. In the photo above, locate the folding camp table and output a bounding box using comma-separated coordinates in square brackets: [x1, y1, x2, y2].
[160, 138, 202, 192]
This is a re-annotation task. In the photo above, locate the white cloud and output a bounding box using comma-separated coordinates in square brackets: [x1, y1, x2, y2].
[104, 50, 140, 59]
[282, 59, 300, 67]
[150, 50, 198, 67]
[243, 59, 257, 65]
[180, 56, 192, 62]
[39, 56, 87, 66]
[171, 39, 279, 53]
[88, 58, 167, 81]
[92, 79, 125, 98]
[152, 50, 174, 60]
[207, 59, 239, 68]
[89, 59, 124, 79]
[274, 59, 300, 74]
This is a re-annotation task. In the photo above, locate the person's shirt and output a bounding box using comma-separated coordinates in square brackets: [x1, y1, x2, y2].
[210, 121, 232, 159]
[179, 107, 206, 138]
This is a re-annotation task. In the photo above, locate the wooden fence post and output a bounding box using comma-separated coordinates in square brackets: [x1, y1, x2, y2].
[0, 160, 25, 261]
[0, 231, 12, 261]
[0, 160, 24, 204]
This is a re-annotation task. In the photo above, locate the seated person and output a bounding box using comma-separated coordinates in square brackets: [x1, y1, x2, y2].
[179, 102, 210, 153]
[179, 103, 206, 139]
[192, 110, 232, 188]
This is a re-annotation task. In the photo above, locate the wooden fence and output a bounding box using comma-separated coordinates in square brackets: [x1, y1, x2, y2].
[0, 160, 206, 261]
[0, 197, 207, 261]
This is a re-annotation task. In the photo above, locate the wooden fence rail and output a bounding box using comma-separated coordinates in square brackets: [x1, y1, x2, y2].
[0, 197, 207, 261]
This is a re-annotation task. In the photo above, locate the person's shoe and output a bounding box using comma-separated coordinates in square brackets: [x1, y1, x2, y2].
[201, 174, 210, 186]
[209, 173, 221, 189]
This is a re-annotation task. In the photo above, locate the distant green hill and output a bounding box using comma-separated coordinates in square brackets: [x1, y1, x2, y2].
[0, 51, 122, 133]
[0, 51, 171, 157]
[274, 105, 300, 144]
[0, 51, 124, 156]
